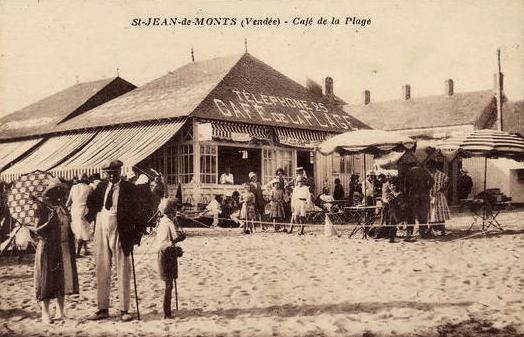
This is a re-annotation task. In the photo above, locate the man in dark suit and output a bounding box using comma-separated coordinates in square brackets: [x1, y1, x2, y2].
[86, 160, 145, 321]
[405, 163, 434, 239]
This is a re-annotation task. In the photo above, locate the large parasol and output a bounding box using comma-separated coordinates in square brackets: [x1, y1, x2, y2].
[1, 170, 55, 255]
[436, 129, 524, 192]
[6, 170, 55, 226]
[318, 129, 416, 206]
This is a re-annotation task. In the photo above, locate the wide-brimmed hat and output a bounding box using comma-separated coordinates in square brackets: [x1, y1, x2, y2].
[248, 172, 256, 180]
[102, 159, 123, 172]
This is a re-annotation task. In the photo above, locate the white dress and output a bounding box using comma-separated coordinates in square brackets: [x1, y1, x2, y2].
[68, 183, 92, 241]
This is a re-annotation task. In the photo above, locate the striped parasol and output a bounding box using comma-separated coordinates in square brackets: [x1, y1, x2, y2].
[437, 129, 524, 196]
[436, 129, 524, 160]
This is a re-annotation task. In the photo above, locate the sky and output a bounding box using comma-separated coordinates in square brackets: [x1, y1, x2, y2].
[0, 0, 523, 117]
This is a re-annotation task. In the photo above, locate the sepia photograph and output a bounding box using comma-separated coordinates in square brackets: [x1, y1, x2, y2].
[0, 1, 523, 336]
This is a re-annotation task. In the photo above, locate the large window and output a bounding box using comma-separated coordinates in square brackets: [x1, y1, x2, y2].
[218, 146, 261, 185]
[144, 143, 194, 185]
[262, 149, 293, 185]
[200, 144, 217, 184]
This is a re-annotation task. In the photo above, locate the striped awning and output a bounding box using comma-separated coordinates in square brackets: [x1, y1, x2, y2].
[0, 138, 44, 172]
[275, 127, 330, 148]
[436, 129, 524, 160]
[52, 119, 186, 178]
[212, 121, 272, 142]
[0, 132, 97, 181]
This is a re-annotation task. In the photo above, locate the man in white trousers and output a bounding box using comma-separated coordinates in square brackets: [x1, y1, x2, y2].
[86, 160, 145, 321]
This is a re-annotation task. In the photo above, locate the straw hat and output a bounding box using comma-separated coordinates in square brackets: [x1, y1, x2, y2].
[248, 172, 256, 180]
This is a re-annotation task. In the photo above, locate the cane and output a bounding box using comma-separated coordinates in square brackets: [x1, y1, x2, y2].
[131, 251, 140, 320]
[174, 278, 179, 311]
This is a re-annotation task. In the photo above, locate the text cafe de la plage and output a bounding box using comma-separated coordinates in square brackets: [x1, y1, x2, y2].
[0, 53, 371, 205]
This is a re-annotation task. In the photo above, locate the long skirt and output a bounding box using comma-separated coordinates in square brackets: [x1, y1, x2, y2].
[71, 204, 92, 241]
[429, 192, 450, 223]
[34, 238, 78, 301]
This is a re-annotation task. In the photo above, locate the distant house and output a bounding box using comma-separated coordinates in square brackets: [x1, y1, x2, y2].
[0, 77, 136, 172]
[346, 79, 524, 204]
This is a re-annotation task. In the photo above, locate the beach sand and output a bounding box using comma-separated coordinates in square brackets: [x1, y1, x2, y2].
[1, 211, 523, 337]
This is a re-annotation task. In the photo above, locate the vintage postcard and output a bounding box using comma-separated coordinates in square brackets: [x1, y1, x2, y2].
[0, 1, 523, 336]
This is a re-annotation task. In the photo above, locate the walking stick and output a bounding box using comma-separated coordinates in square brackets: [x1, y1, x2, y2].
[131, 251, 140, 320]
[174, 278, 179, 311]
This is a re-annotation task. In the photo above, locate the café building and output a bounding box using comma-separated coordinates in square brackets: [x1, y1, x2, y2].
[0, 53, 370, 205]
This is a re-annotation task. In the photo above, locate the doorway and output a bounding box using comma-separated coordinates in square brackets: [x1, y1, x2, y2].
[297, 150, 314, 179]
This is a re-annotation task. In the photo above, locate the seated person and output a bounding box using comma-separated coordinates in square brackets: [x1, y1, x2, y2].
[219, 167, 234, 185]
[352, 191, 364, 206]
[317, 187, 335, 212]
[199, 195, 223, 227]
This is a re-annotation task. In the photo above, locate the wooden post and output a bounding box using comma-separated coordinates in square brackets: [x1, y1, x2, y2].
[496, 48, 503, 131]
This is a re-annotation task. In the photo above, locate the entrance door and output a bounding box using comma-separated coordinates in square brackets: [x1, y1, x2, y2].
[297, 150, 314, 179]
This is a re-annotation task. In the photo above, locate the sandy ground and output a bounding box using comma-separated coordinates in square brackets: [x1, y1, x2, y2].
[1, 211, 523, 337]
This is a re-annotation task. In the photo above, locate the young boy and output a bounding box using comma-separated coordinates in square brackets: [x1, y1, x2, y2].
[156, 197, 186, 318]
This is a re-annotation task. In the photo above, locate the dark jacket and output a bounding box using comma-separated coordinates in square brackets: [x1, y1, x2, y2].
[333, 184, 345, 200]
[405, 166, 434, 198]
[86, 180, 145, 256]
[458, 174, 473, 197]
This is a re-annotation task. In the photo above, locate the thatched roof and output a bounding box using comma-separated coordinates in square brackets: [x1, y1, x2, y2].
[345, 90, 496, 131]
[0, 77, 136, 140]
[56, 53, 368, 133]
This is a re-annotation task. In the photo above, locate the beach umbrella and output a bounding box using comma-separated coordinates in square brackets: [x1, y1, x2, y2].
[6, 170, 55, 226]
[318, 129, 416, 206]
[436, 129, 524, 192]
[318, 129, 416, 156]
[0, 171, 55, 255]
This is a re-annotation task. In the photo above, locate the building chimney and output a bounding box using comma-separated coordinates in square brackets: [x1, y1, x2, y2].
[402, 84, 411, 100]
[445, 79, 454, 96]
[362, 90, 371, 105]
[306, 78, 323, 97]
[325, 77, 334, 96]
[493, 72, 504, 92]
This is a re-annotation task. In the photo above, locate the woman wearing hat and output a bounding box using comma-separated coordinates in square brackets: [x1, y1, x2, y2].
[30, 178, 78, 324]
[427, 159, 450, 236]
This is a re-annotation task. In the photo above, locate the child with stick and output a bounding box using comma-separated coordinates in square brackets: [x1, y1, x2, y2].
[155, 197, 185, 319]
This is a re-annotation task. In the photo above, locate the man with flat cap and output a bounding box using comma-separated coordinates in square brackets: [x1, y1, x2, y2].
[86, 159, 145, 321]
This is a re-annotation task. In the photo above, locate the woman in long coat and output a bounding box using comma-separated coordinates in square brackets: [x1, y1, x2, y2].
[427, 161, 450, 236]
[31, 178, 79, 324]
[66, 174, 92, 256]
